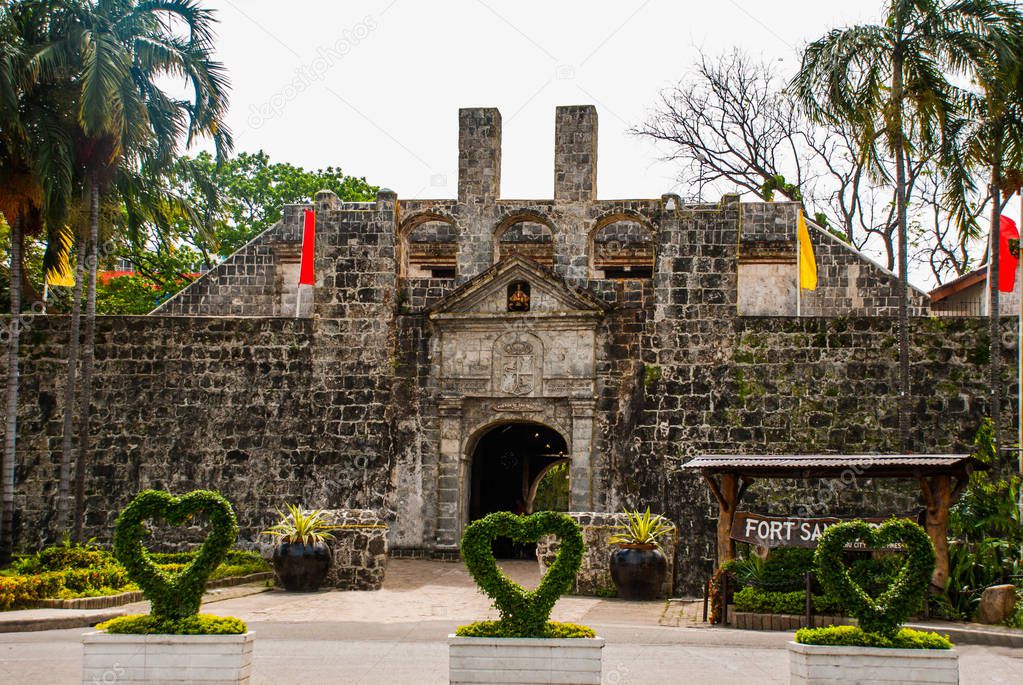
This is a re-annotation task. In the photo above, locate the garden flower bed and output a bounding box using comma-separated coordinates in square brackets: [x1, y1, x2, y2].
[0, 545, 269, 611]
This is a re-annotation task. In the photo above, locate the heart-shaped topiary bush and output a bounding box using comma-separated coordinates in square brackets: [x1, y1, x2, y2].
[814, 518, 935, 637]
[460, 511, 584, 637]
[113, 490, 238, 620]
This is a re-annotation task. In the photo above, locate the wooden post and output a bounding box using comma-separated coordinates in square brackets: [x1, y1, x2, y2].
[919, 475, 953, 591]
[705, 473, 741, 567]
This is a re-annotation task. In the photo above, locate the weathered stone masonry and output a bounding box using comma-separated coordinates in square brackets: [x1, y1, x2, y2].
[2, 105, 1018, 595]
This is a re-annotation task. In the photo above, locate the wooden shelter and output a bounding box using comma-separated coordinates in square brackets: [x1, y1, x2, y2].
[682, 454, 986, 589]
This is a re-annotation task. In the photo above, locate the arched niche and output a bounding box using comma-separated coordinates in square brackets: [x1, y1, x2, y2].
[494, 211, 556, 267]
[588, 212, 656, 279]
[399, 212, 458, 279]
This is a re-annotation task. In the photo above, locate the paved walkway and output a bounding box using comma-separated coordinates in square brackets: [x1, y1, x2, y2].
[1, 559, 1021, 684]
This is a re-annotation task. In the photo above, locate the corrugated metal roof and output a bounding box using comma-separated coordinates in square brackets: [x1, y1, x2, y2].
[683, 454, 973, 469]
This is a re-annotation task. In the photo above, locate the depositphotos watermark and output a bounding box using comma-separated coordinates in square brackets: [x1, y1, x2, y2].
[247, 16, 379, 130]
[794, 464, 868, 517]
[86, 663, 125, 685]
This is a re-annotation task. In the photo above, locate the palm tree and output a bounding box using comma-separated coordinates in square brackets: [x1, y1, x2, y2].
[944, 19, 1023, 468]
[0, 0, 75, 560]
[792, 0, 1017, 451]
[41, 0, 231, 539]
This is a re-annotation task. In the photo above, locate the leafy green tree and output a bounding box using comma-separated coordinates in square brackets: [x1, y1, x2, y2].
[939, 419, 1022, 618]
[793, 0, 1016, 451]
[40, 0, 232, 539]
[170, 151, 377, 258]
[0, 0, 77, 561]
[95, 274, 171, 315]
[944, 17, 1023, 465]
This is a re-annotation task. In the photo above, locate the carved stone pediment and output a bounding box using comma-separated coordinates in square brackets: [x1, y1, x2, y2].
[429, 256, 607, 320]
[431, 257, 601, 400]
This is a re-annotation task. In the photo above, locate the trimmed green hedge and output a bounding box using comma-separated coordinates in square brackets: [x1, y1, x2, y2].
[815, 519, 935, 637]
[795, 625, 952, 649]
[97, 613, 247, 635]
[455, 620, 595, 639]
[459, 511, 590, 638]
[12, 544, 113, 574]
[113, 490, 238, 620]
[733, 586, 845, 615]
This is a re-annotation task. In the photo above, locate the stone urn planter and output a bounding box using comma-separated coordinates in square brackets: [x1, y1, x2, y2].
[788, 641, 959, 685]
[607, 509, 674, 600]
[82, 631, 255, 685]
[609, 544, 667, 600]
[262, 505, 336, 592]
[449, 635, 604, 685]
[271, 541, 331, 592]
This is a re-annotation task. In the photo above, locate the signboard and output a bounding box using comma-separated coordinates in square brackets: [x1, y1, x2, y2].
[730, 512, 898, 550]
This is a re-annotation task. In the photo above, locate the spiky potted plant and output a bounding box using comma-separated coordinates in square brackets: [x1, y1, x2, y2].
[608, 508, 674, 600]
[262, 505, 336, 592]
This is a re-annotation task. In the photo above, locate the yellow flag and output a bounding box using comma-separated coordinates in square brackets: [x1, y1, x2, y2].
[797, 210, 817, 291]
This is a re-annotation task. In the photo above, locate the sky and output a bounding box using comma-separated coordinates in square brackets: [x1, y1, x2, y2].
[194, 0, 1021, 288]
[198, 0, 885, 199]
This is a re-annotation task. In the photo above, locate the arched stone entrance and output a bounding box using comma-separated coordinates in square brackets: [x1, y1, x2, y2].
[468, 422, 569, 521]
[427, 257, 607, 551]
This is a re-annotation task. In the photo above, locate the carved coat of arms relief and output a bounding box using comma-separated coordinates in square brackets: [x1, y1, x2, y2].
[499, 340, 536, 396]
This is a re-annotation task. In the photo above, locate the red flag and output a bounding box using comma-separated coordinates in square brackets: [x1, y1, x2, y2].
[299, 209, 316, 286]
[998, 215, 1019, 293]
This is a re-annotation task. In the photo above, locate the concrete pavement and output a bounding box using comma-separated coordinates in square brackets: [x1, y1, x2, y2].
[1, 559, 1021, 685]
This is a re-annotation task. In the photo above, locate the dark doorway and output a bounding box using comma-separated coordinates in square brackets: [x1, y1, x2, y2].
[469, 423, 568, 558]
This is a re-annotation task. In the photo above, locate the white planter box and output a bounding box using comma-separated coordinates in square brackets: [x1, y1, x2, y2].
[788, 641, 958, 685]
[448, 635, 604, 685]
[82, 631, 255, 685]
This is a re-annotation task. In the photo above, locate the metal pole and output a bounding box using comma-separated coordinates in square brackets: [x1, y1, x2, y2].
[1018, 193, 1022, 530]
[796, 223, 802, 318]
[721, 572, 729, 626]
[703, 579, 710, 623]
[805, 571, 814, 628]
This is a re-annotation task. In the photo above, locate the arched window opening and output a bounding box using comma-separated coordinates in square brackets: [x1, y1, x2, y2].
[497, 221, 554, 266]
[407, 220, 457, 279]
[591, 220, 655, 279]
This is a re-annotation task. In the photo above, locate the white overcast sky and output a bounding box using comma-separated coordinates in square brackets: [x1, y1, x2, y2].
[199, 0, 886, 199]
[194, 0, 1020, 288]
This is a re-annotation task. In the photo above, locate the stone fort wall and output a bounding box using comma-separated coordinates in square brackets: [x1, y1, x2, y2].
[2, 105, 1018, 595]
[2, 311, 1013, 593]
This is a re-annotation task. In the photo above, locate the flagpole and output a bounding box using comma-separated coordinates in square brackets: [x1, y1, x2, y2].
[796, 225, 802, 318]
[296, 208, 316, 319]
[1018, 192, 1022, 529]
